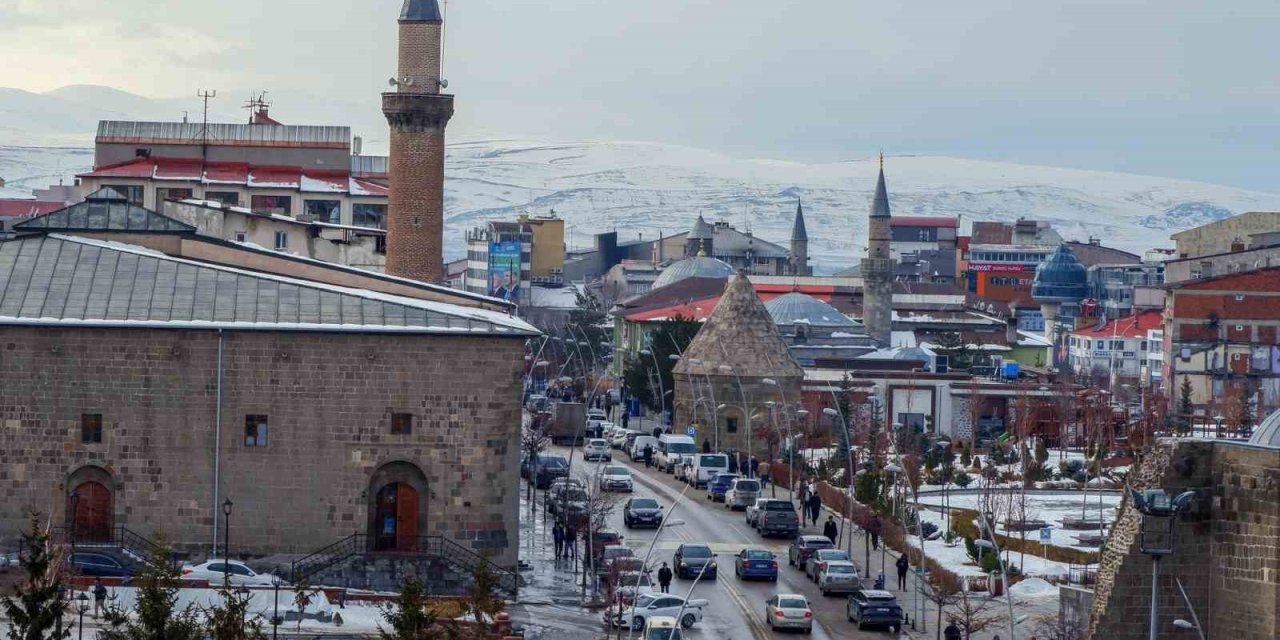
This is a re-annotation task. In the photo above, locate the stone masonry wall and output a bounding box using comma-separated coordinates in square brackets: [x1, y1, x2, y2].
[1088, 440, 1279, 640]
[672, 373, 800, 458]
[0, 327, 524, 568]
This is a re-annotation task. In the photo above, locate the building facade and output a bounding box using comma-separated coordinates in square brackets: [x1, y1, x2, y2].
[463, 221, 533, 305]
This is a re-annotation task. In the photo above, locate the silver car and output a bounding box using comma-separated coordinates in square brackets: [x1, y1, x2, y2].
[723, 478, 761, 510]
[584, 438, 612, 462]
[816, 560, 860, 596]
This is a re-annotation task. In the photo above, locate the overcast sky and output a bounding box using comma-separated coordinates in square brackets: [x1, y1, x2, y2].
[2, 0, 1277, 190]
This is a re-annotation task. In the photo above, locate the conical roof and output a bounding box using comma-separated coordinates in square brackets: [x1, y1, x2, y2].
[871, 166, 891, 219]
[399, 0, 443, 22]
[673, 273, 804, 379]
[791, 199, 808, 242]
[1032, 244, 1088, 302]
[689, 213, 713, 240]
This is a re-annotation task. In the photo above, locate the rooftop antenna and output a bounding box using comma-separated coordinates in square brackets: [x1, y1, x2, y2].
[243, 91, 271, 124]
[196, 89, 217, 173]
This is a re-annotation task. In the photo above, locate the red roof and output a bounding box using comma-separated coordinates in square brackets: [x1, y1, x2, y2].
[1071, 310, 1163, 338]
[248, 166, 301, 189]
[80, 158, 156, 179]
[891, 216, 959, 228]
[0, 199, 64, 217]
[203, 163, 250, 184]
[153, 160, 203, 181]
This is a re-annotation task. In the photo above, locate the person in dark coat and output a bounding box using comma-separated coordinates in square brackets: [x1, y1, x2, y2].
[643, 444, 654, 468]
[564, 525, 578, 560]
[822, 515, 838, 544]
[702, 439, 712, 453]
[92, 578, 108, 618]
[806, 493, 822, 526]
[869, 515, 882, 550]
[896, 553, 910, 590]
[552, 522, 565, 559]
[657, 562, 673, 593]
[727, 452, 738, 474]
[944, 621, 962, 640]
[748, 456, 758, 479]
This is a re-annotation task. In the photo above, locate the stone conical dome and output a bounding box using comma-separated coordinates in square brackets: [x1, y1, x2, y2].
[674, 273, 804, 379]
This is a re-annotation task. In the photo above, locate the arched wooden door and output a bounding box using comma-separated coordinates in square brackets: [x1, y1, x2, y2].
[71, 481, 112, 542]
[372, 482, 419, 552]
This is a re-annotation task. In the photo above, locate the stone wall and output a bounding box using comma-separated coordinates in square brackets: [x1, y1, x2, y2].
[671, 373, 800, 458]
[1088, 439, 1279, 640]
[0, 327, 524, 568]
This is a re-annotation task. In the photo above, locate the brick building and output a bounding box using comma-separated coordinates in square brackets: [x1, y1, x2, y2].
[0, 204, 536, 570]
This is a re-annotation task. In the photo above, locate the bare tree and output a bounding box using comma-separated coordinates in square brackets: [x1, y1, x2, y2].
[918, 570, 962, 638]
[946, 588, 1001, 639]
[521, 425, 551, 505]
[573, 468, 624, 599]
[1029, 611, 1087, 640]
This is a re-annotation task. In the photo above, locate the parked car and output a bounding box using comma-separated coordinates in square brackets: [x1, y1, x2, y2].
[688, 453, 729, 488]
[673, 458, 693, 483]
[530, 454, 570, 489]
[805, 548, 852, 582]
[584, 438, 612, 462]
[846, 589, 903, 632]
[599, 465, 633, 492]
[733, 548, 777, 581]
[723, 477, 761, 510]
[610, 428, 631, 449]
[706, 473, 739, 502]
[787, 535, 834, 568]
[589, 529, 624, 558]
[765, 594, 813, 633]
[745, 498, 770, 527]
[181, 559, 280, 586]
[816, 560, 861, 596]
[756, 500, 801, 538]
[67, 552, 133, 578]
[611, 570, 654, 604]
[654, 435, 697, 473]
[629, 436, 660, 462]
[623, 497, 664, 528]
[525, 394, 548, 412]
[549, 487, 589, 522]
[597, 545, 637, 574]
[673, 543, 717, 580]
[640, 615, 684, 640]
[606, 593, 707, 630]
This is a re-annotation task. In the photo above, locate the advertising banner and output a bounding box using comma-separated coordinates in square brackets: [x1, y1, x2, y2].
[489, 240, 522, 301]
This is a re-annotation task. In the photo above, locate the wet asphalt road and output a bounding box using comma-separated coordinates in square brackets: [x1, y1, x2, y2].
[529, 444, 912, 640]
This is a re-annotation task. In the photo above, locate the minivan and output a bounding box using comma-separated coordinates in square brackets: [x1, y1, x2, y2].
[655, 435, 697, 473]
[629, 435, 659, 461]
[689, 453, 729, 488]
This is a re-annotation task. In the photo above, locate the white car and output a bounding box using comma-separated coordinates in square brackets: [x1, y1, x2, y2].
[181, 559, 281, 586]
[584, 438, 612, 461]
[745, 498, 771, 527]
[765, 593, 813, 633]
[607, 593, 707, 630]
[609, 428, 631, 449]
[599, 465, 634, 492]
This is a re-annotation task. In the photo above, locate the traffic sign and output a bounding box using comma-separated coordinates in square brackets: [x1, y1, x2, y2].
[686, 425, 697, 437]
[1039, 527, 1052, 543]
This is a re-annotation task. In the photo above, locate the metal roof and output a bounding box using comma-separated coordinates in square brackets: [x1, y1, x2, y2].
[689, 214, 714, 240]
[651, 256, 735, 290]
[870, 166, 891, 219]
[764, 292, 855, 328]
[96, 121, 351, 149]
[400, 0, 443, 21]
[791, 200, 808, 242]
[0, 234, 536, 336]
[14, 188, 195, 233]
[1032, 244, 1088, 302]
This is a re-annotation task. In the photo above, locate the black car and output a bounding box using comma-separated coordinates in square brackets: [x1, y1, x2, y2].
[847, 589, 903, 632]
[673, 543, 716, 580]
[532, 454, 570, 489]
[623, 497, 664, 528]
[67, 552, 133, 578]
[787, 535, 834, 568]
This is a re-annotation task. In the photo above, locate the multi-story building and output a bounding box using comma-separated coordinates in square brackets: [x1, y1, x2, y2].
[462, 221, 533, 305]
[1067, 310, 1163, 385]
[1163, 241, 1280, 285]
[1087, 262, 1165, 319]
[1170, 211, 1280, 259]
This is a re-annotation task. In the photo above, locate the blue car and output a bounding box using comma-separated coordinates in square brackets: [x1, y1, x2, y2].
[734, 548, 777, 581]
[707, 473, 739, 502]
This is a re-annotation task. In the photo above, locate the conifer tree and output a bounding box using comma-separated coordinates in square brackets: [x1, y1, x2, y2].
[2, 514, 71, 640]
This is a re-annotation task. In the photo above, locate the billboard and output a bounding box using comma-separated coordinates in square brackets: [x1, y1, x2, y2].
[488, 240, 522, 302]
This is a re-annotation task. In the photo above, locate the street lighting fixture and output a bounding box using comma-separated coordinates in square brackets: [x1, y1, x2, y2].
[668, 354, 680, 361]
[1129, 488, 1197, 640]
[76, 592, 89, 640]
[222, 498, 233, 585]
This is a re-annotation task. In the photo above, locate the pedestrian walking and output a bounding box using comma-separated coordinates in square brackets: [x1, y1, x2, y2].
[823, 515, 838, 544]
[564, 525, 578, 560]
[944, 621, 962, 640]
[92, 577, 108, 618]
[748, 456, 758, 479]
[657, 562, 673, 593]
[702, 439, 712, 453]
[870, 515, 882, 550]
[757, 460, 770, 486]
[896, 554, 910, 590]
[552, 522, 565, 559]
[727, 452, 738, 474]
[643, 444, 654, 468]
[806, 492, 822, 526]
[798, 480, 809, 506]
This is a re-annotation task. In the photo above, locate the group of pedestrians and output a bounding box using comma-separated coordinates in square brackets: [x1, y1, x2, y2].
[796, 481, 824, 526]
[794, 478, 907, 591]
[550, 521, 578, 560]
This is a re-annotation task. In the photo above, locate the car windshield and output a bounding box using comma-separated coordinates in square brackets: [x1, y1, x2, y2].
[765, 501, 794, 511]
[540, 456, 568, 468]
[646, 630, 680, 640]
[603, 547, 634, 559]
[778, 597, 808, 609]
[594, 531, 620, 541]
[818, 550, 850, 560]
[619, 573, 650, 587]
[868, 594, 898, 603]
[714, 474, 738, 483]
[827, 565, 856, 574]
[805, 538, 833, 548]
[604, 466, 629, 475]
[734, 480, 760, 491]
[589, 439, 607, 446]
[681, 546, 712, 558]
[631, 498, 659, 509]
[698, 455, 726, 467]
[743, 550, 772, 560]
[667, 442, 696, 454]
[564, 489, 588, 501]
[634, 594, 657, 608]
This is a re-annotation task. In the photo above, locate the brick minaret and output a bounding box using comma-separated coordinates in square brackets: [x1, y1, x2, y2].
[383, 0, 453, 283]
[861, 154, 893, 345]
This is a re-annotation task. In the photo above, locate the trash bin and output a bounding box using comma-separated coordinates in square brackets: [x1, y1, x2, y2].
[989, 571, 1004, 597]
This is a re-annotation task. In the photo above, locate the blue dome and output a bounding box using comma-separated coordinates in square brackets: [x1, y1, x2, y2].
[764, 292, 856, 328]
[1032, 244, 1088, 302]
[651, 256, 735, 290]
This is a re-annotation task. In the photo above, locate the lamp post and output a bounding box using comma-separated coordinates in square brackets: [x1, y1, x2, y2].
[822, 407, 857, 557]
[222, 498, 233, 585]
[1131, 487, 1197, 640]
[688, 358, 719, 450]
[718, 365, 751, 474]
[624, 485, 690, 640]
[76, 592, 89, 640]
[271, 575, 283, 640]
[639, 349, 667, 430]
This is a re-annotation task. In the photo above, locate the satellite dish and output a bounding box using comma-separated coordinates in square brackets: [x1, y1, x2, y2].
[438, 78, 449, 89]
[387, 77, 398, 87]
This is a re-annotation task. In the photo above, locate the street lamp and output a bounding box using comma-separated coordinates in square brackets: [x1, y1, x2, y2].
[76, 592, 89, 640]
[1212, 415, 1224, 438]
[1130, 487, 1197, 640]
[271, 575, 284, 640]
[222, 498, 233, 585]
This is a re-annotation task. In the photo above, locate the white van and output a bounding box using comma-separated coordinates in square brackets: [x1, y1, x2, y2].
[629, 435, 659, 462]
[690, 453, 729, 488]
[654, 435, 697, 473]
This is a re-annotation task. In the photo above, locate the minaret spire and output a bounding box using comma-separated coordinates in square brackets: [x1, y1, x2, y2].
[861, 154, 894, 344]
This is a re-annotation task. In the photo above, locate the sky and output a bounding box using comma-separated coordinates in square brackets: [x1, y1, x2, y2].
[1, 0, 1278, 191]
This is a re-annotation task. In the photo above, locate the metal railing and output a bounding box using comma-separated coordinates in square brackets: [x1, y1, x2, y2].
[290, 534, 518, 597]
[20, 525, 178, 572]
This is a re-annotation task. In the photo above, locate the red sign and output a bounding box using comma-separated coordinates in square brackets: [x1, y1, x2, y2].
[968, 263, 1031, 273]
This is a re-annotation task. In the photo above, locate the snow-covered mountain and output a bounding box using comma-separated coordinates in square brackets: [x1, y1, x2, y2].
[3, 86, 1279, 273]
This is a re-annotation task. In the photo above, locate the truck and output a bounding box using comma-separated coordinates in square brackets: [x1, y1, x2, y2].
[545, 402, 587, 446]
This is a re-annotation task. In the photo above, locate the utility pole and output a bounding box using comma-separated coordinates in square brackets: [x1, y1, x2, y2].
[196, 89, 217, 174]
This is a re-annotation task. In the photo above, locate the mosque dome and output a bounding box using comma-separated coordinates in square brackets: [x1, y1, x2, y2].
[764, 292, 856, 328]
[1250, 409, 1280, 448]
[1032, 244, 1088, 302]
[651, 255, 735, 290]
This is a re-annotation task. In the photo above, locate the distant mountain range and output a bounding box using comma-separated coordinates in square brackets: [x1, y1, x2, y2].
[4, 85, 1279, 273]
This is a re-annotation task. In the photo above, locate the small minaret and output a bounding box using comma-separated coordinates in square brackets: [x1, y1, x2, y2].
[382, 0, 454, 283]
[789, 198, 811, 276]
[687, 213, 714, 258]
[861, 154, 894, 344]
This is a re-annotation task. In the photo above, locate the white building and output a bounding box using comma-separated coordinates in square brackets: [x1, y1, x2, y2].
[1067, 310, 1163, 383]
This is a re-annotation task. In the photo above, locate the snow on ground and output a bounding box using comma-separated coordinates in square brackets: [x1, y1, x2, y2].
[1009, 577, 1059, 598]
[917, 492, 1119, 550]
